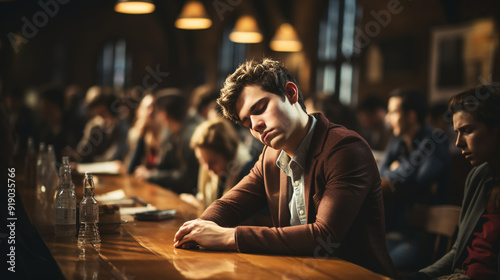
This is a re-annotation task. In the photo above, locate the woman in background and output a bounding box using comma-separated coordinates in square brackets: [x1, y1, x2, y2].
[181, 118, 254, 211]
[408, 85, 500, 280]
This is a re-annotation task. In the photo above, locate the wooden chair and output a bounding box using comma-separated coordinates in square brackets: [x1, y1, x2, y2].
[407, 204, 461, 262]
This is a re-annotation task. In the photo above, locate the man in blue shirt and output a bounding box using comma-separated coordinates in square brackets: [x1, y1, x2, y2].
[381, 88, 451, 269]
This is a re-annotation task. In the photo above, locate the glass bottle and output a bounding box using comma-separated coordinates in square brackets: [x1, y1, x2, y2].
[77, 172, 101, 247]
[36, 142, 47, 203]
[54, 157, 77, 237]
[25, 137, 37, 190]
[46, 145, 59, 211]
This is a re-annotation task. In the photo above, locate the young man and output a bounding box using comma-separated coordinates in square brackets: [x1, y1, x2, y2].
[381, 89, 451, 268]
[174, 58, 395, 277]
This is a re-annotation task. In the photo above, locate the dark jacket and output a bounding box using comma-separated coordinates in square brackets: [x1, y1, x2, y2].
[420, 162, 500, 279]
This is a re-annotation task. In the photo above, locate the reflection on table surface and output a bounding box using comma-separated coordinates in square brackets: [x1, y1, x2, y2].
[20, 174, 392, 280]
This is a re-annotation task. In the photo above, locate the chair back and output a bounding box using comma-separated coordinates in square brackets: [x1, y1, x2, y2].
[407, 204, 461, 262]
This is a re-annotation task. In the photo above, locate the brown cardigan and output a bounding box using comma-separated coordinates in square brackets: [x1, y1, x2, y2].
[201, 113, 396, 278]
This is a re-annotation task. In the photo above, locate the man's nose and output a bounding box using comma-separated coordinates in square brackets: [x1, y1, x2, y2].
[250, 115, 265, 133]
[455, 134, 465, 148]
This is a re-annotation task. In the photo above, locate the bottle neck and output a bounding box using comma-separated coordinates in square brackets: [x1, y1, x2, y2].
[84, 176, 95, 197]
[60, 171, 73, 186]
[83, 186, 95, 197]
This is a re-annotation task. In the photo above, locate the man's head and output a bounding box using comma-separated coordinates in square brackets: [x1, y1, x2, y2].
[217, 58, 309, 155]
[386, 88, 427, 136]
[154, 89, 187, 128]
[217, 58, 306, 124]
[357, 95, 387, 130]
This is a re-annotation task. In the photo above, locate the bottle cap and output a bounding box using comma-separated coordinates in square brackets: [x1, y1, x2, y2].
[62, 156, 70, 165]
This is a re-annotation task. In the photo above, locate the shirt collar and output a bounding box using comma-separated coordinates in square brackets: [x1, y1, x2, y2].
[276, 115, 317, 180]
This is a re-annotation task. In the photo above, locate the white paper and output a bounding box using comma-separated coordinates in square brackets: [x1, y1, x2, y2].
[76, 161, 122, 175]
[120, 205, 157, 215]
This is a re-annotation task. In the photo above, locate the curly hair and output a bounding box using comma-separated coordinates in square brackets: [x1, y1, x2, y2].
[217, 58, 306, 124]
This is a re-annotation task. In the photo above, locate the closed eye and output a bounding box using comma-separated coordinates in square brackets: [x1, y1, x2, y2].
[240, 98, 269, 129]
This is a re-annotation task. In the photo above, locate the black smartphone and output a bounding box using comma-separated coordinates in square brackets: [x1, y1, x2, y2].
[134, 209, 177, 221]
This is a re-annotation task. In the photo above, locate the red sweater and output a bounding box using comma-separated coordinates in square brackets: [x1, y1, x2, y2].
[463, 204, 500, 279]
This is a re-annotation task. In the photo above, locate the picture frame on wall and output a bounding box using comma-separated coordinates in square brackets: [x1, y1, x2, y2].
[429, 18, 498, 103]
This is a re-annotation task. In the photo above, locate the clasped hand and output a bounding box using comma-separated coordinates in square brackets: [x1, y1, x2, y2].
[173, 219, 237, 251]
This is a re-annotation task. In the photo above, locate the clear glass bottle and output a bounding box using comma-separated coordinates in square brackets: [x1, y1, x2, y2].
[46, 145, 59, 211]
[36, 142, 47, 202]
[25, 137, 37, 190]
[54, 157, 77, 237]
[77, 172, 101, 247]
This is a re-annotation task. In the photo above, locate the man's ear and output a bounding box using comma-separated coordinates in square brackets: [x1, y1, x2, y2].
[284, 82, 299, 104]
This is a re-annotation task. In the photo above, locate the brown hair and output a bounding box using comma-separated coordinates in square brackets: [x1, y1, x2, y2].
[217, 58, 306, 124]
[190, 118, 240, 161]
[448, 85, 500, 129]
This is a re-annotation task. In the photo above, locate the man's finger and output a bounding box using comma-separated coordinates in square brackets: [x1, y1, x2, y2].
[173, 219, 198, 242]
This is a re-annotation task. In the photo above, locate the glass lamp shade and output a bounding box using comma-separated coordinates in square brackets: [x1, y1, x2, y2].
[114, 0, 155, 14]
[229, 15, 263, 44]
[270, 23, 303, 52]
[175, 0, 212, 30]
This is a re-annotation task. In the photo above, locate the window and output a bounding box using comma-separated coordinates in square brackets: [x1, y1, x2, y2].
[97, 39, 130, 89]
[316, 0, 358, 105]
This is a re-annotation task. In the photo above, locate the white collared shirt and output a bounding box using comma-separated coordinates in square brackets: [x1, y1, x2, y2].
[276, 115, 317, 226]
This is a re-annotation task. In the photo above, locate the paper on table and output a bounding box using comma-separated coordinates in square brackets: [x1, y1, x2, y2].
[76, 161, 122, 175]
[95, 189, 126, 202]
[120, 205, 157, 215]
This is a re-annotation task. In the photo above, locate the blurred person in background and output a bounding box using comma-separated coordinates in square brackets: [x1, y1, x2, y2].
[70, 86, 129, 163]
[125, 92, 165, 174]
[381, 88, 451, 269]
[181, 118, 254, 212]
[356, 94, 392, 151]
[189, 84, 219, 120]
[407, 85, 500, 280]
[132, 89, 201, 194]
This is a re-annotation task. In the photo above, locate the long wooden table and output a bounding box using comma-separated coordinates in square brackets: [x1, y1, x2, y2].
[20, 174, 393, 280]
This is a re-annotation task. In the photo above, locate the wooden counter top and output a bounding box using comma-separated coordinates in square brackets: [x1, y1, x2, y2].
[19, 174, 392, 280]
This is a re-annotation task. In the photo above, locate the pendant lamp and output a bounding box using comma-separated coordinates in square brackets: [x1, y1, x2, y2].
[175, 0, 212, 30]
[270, 23, 302, 52]
[114, 0, 155, 14]
[229, 15, 263, 44]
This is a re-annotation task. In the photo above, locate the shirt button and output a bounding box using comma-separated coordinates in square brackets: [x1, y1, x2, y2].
[294, 180, 299, 186]
[299, 210, 304, 215]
